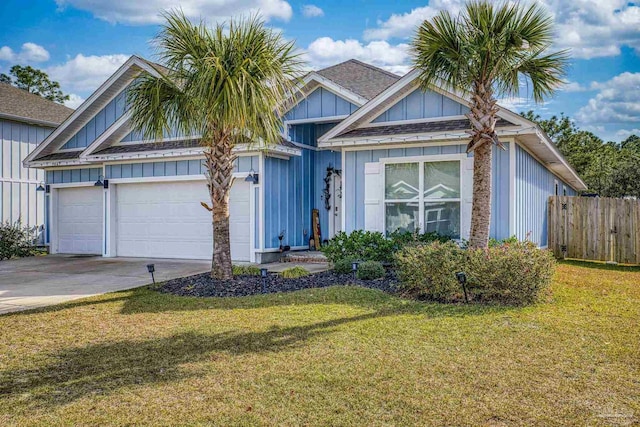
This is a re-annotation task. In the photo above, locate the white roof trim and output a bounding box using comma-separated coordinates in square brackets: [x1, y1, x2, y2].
[23, 55, 161, 165]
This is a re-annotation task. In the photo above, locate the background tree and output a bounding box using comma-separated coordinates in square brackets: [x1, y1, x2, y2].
[411, 1, 568, 248]
[523, 111, 640, 198]
[0, 65, 69, 103]
[127, 11, 302, 279]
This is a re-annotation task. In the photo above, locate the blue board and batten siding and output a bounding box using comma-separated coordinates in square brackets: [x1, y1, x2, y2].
[61, 86, 129, 149]
[515, 145, 576, 246]
[1, 118, 48, 227]
[285, 88, 358, 121]
[372, 88, 470, 123]
[343, 144, 511, 240]
[46, 168, 102, 184]
[104, 156, 258, 179]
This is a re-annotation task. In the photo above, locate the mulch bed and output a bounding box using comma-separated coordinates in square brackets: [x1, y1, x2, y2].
[158, 270, 399, 298]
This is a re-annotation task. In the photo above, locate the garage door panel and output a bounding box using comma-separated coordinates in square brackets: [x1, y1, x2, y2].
[56, 187, 103, 255]
[116, 180, 250, 260]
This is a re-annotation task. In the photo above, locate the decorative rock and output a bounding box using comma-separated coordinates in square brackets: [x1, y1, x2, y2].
[158, 271, 398, 298]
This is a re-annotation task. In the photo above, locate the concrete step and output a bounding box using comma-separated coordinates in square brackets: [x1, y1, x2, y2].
[282, 251, 328, 264]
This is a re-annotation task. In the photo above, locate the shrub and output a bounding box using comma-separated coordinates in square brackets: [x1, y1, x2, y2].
[395, 241, 466, 302]
[232, 265, 261, 276]
[488, 235, 519, 247]
[332, 257, 356, 274]
[321, 230, 395, 263]
[467, 241, 555, 305]
[356, 261, 385, 280]
[280, 266, 310, 279]
[0, 221, 36, 261]
[388, 230, 451, 249]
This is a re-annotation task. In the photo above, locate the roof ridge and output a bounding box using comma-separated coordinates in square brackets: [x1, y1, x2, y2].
[345, 59, 403, 79]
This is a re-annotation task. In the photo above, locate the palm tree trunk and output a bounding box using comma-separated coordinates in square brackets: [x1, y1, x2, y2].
[467, 81, 499, 249]
[204, 133, 235, 279]
[469, 142, 492, 248]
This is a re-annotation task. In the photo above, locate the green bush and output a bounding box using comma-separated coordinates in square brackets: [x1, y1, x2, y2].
[488, 235, 519, 247]
[356, 261, 385, 280]
[332, 257, 357, 274]
[0, 221, 36, 261]
[232, 265, 261, 276]
[467, 241, 555, 305]
[321, 230, 451, 264]
[280, 266, 310, 279]
[321, 230, 395, 263]
[395, 241, 466, 302]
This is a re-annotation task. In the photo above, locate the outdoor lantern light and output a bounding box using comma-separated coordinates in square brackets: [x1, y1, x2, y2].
[352, 262, 359, 279]
[244, 169, 259, 184]
[94, 175, 104, 187]
[147, 264, 156, 285]
[456, 271, 469, 303]
[36, 182, 45, 192]
[260, 268, 268, 294]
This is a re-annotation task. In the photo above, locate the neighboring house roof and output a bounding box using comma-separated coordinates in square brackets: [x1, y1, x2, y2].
[315, 59, 401, 100]
[0, 83, 74, 126]
[338, 118, 517, 139]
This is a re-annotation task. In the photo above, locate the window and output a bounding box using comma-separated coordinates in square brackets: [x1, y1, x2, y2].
[384, 160, 461, 238]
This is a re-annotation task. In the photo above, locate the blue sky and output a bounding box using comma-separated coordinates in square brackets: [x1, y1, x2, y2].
[1, 0, 638, 141]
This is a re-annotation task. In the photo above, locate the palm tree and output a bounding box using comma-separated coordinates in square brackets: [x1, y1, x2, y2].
[411, 1, 568, 248]
[128, 11, 303, 279]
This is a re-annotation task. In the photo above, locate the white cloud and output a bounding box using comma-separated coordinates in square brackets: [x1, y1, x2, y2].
[305, 37, 410, 74]
[497, 96, 540, 112]
[301, 4, 323, 18]
[363, 0, 463, 41]
[47, 53, 129, 92]
[615, 128, 640, 138]
[0, 42, 50, 63]
[64, 93, 85, 109]
[363, 1, 640, 59]
[561, 81, 590, 93]
[55, 0, 293, 25]
[576, 72, 640, 124]
[539, 0, 640, 59]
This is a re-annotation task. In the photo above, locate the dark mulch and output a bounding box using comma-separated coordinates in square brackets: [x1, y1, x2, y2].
[158, 270, 399, 298]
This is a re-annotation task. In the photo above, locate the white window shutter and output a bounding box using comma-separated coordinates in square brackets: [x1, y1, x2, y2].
[460, 155, 474, 241]
[364, 162, 383, 233]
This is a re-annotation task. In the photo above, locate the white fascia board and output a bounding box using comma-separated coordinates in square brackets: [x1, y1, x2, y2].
[318, 127, 529, 149]
[24, 56, 160, 164]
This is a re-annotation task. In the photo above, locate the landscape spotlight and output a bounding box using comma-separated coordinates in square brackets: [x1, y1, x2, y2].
[147, 264, 156, 285]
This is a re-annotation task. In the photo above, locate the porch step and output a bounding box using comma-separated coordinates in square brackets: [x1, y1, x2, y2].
[282, 251, 328, 264]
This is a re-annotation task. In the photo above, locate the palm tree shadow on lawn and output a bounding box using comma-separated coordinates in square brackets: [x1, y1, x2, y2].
[1, 289, 513, 409]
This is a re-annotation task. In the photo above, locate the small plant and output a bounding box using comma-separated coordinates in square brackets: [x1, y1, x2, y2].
[280, 266, 310, 279]
[0, 221, 37, 261]
[333, 257, 357, 275]
[232, 265, 261, 276]
[488, 235, 519, 247]
[356, 261, 385, 280]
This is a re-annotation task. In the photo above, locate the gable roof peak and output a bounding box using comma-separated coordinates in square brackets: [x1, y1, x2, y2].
[314, 59, 401, 101]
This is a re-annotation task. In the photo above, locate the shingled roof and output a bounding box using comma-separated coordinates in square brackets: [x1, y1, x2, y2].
[0, 83, 74, 126]
[337, 118, 518, 139]
[316, 59, 401, 100]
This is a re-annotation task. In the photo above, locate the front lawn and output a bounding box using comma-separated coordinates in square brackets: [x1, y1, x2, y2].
[0, 261, 638, 426]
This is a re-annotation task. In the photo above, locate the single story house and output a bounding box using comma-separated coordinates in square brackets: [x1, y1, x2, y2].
[1, 83, 73, 233]
[24, 56, 586, 263]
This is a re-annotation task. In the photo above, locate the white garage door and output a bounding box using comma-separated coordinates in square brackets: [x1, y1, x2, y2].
[116, 179, 251, 260]
[56, 187, 103, 254]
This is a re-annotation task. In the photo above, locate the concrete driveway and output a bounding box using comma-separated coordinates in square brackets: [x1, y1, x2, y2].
[0, 255, 209, 315]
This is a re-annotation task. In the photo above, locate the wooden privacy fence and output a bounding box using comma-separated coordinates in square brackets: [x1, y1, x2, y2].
[548, 196, 640, 264]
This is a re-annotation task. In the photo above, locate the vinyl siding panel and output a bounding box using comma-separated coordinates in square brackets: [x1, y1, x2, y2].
[0, 118, 50, 227]
[515, 144, 576, 246]
[285, 88, 358, 121]
[372, 88, 470, 123]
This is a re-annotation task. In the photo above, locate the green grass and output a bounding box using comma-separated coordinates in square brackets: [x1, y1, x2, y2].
[0, 261, 638, 426]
